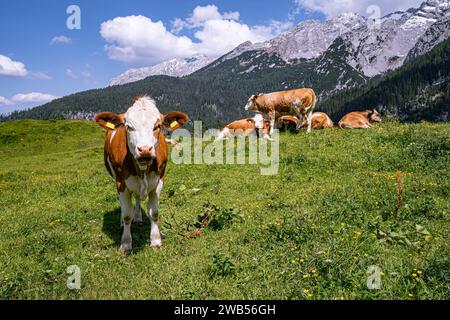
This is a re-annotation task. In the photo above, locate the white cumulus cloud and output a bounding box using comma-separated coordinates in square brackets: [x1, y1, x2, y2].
[49, 35, 72, 45]
[100, 5, 291, 65]
[182, 4, 240, 29]
[295, 0, 424, 18]
[101, 15, 195, 65]
[0, 54, 28, 77]
[0, 96, 13, 106]
[11, 92, 59, 104]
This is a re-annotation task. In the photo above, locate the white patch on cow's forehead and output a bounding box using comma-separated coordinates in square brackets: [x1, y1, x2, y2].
[125, 96, 161, 127]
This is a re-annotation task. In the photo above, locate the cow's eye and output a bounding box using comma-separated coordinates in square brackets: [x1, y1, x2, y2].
[126, 125, 135, 132]
[153, 124, 161, 131]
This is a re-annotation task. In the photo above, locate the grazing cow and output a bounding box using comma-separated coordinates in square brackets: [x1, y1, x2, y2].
[277, 112, 334, 132]
[338, 109, 381, 129]
[245, 88, 317, 134]
[94, 96, 189, 251]
[216, 114, 271, 140]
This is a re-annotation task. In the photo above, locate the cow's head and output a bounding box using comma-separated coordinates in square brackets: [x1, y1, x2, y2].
[245, 94, 259, 111]
[253, 113, 264, 129]
[95, 96, 188, 168]
[250, 114, 271, 139]
[368, 109, 382, 123]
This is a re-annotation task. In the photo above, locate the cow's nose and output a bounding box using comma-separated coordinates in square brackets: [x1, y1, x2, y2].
[137, 146, 153, 157]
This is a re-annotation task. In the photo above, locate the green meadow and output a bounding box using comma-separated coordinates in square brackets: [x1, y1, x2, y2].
[0, 119, 448, 299]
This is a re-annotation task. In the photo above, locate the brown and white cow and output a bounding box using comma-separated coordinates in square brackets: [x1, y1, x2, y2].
[216, 114, 271, 141]
[245, 88, 317, 134]
[300, 112, 334, 129]
[94, 96, 188, 252]
[338, 109, 381, 129]
[277, 112, 334, 132]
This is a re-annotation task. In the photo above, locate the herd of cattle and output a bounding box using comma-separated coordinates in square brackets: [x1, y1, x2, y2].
[94, 87, 382, 252]
[217, 87, 382, 140]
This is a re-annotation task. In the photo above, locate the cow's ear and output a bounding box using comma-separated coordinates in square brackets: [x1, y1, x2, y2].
[162, 111, 189, 131]
[94, 112, 125, 130]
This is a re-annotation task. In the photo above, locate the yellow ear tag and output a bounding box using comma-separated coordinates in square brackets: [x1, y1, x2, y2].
[170, 121, 179, 129]
[106, 122, 115, 130]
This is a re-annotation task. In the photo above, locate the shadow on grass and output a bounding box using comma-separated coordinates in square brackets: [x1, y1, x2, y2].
[102, 207, 151, 254]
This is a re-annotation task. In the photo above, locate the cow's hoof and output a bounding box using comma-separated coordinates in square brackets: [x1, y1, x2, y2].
[120, 242, 132, 254]
[150, 239, 162, 249]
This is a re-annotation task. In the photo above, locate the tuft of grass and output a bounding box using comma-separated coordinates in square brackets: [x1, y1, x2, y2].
[208, 251, 236, 279]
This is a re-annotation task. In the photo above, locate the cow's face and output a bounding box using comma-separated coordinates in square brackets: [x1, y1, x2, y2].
[245, 95, 259, 111]
[95, 96, 188, 169]
[253, 113, 264, 129]
[125, 98, 162, 167]
[369, 109, 382, 123]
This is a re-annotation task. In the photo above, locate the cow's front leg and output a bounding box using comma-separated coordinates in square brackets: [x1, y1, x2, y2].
[149, 179, 163, 248]
[269, 112, 276, 135]
[133, 194, 143, 224]
[306, 110, 313, 134]
[119, 189, 134, 252]
[295, 114, 304, 132]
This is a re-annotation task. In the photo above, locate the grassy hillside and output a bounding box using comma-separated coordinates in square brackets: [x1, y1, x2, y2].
[0, 120, 448, 299]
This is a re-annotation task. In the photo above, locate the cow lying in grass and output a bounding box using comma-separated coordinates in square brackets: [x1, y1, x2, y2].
[338, 109, 381, 129]
[94, 96, 188, 252]
[278, 112, 334, 132]
[216, 114, 271, 141]
[245, 88, 317, 134]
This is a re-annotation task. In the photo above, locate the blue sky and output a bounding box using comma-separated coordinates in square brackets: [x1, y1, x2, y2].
[0, 0, 423, 114]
